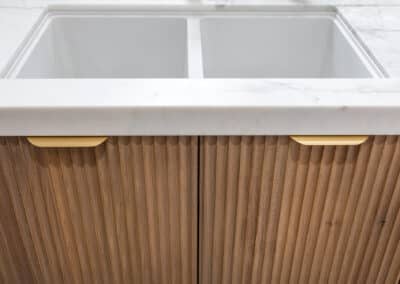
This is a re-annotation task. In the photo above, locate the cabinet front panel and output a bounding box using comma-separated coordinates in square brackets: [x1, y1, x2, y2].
[0, 137, 198, 284]
[200, 136, 400, 284]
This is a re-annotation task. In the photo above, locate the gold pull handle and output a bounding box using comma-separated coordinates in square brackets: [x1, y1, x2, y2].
[27, 137, 108, 148]
[290, 135, 369, 146]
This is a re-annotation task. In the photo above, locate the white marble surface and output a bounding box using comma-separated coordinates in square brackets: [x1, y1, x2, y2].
[0, 2, 400, 135]
[339, 6, 400, 30]
[2, 0, 400, 8]
[339, 6, 400, 77]
[0, 79, 400, 135]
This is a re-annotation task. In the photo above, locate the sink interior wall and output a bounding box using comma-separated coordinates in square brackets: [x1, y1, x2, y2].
[17, 17, 188, 78]
[11, 10, 380, 79]
[200, 17, 373, 78]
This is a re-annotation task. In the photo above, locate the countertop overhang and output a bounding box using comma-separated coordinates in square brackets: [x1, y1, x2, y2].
[0, 79, 400, 135]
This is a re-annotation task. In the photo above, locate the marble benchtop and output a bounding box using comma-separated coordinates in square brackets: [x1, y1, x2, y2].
[1, 1, 400, 135]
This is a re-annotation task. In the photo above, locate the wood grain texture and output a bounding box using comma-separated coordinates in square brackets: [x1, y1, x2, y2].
[0, 136, 198, 284]
[199, 136, 400, 284]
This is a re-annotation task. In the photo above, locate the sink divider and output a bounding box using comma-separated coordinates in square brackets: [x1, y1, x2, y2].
[187, 17, 204, 78]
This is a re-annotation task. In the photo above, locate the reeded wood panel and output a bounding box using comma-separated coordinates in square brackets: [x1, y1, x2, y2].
[0, 137, 197, 284]
[200, 136, 400, 284]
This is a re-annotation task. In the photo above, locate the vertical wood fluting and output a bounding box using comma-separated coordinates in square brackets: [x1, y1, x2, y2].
[2, 135, 400, 284]
[200, 136, 400, 284]
[0, 137, 198, 284]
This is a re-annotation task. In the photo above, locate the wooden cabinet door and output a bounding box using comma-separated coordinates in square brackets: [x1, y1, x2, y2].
[0, 137, 198, 284]
[200, 136, 400, 284]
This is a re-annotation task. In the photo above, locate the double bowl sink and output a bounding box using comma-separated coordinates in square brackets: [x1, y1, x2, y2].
[5, 6, 383, 79]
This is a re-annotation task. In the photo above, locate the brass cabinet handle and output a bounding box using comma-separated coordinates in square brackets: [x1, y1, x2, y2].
[290, 135, 369, 146]
[27, 136, 367, 147]
[27, 137, 108, 148]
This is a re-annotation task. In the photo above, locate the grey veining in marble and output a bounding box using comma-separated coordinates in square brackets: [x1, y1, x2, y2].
[0, 79, 400, 135]
[1, 0, 400, 8]
[340, 6, 400, 30]
[339, 6, 400, 77]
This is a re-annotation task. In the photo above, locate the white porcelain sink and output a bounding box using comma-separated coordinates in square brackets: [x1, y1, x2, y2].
[13, 17, 188, 78]
[6, 7, 382, 79]
[201, 17, 375, 78]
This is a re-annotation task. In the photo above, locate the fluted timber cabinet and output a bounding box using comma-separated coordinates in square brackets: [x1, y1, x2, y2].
[0, 137, 198, 284]
[1, 136, 400, 284]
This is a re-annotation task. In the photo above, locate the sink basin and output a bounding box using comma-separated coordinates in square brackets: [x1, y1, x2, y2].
[6, 7, 382, 79]
[200, 16, 377, 78]
[13, 17, 188, 78]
